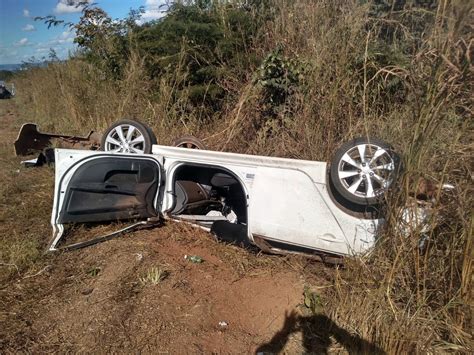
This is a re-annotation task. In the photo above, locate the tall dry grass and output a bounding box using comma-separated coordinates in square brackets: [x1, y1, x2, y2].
[15, 46, 214, 146]
[12, 0, 472, 352]
[252, 0, 472, 352]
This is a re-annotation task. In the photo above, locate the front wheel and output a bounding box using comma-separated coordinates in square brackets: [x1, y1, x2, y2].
[101, 119, 157, 154]
[329, 137, 401, 206]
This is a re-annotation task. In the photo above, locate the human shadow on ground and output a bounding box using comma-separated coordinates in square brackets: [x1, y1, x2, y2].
[255, 311, 385, 354]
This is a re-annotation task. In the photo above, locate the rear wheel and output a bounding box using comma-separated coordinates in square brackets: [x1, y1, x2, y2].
[329, 137, 400, 206]
[101, 119, 156, 154]
[173, 135, 206, 150]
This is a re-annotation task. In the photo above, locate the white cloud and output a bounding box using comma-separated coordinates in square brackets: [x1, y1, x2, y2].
[14, 38, 31, 47]
[23, 9, 30, 17]
[140, 0, 166, 23]
[57, 30, 75, 43]
[22, 24, 36, 32]
[43, 30, 76, 47]
[53, 0, 91, 14]
[31, 31, 76, 62]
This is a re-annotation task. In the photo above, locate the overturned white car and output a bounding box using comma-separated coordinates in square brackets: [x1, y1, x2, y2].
[48, 120, 401, 260]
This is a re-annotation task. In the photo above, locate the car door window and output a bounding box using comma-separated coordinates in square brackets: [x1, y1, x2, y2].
[58, 157, 160, 224]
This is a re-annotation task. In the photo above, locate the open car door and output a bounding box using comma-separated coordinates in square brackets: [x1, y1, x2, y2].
[49, 149, 163, 251]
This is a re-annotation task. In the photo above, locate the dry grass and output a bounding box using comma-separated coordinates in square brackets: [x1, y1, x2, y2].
[139, 266, 169, 285]
[0, 101, 55, 283]
[6, 0, 473, 352]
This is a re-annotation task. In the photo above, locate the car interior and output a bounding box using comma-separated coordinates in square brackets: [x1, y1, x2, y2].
[169, 164, 249, 244]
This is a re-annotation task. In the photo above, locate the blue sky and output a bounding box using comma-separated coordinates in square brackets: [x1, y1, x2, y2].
[0, 0, 167, 64]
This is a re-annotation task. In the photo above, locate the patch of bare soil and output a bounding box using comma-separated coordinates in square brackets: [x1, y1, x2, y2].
[0, 100, 351, 353]
[21, 228, 309, 352]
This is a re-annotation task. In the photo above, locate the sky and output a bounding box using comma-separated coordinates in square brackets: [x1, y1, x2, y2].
[0, 0, 167, 65]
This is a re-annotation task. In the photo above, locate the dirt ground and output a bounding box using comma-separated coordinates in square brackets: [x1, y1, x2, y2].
[0, 99, 352, 353]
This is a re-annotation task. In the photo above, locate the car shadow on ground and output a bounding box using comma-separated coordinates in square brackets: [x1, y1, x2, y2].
[255, 311, 385, 354]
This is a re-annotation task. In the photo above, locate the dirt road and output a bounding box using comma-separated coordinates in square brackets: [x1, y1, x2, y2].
[1, 100, 336, 353]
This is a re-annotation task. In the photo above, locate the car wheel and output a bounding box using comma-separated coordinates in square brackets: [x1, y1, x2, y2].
[329, 137, 400, 206]
[101, 119, 157, 154]
[172, 135, 206, 150]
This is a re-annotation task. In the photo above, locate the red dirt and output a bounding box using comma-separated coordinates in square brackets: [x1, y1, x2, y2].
[1, 100, 334, 353]
[17, 228, 308, 353]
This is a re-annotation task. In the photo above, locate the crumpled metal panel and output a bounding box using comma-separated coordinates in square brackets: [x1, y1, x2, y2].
[14, 123, 101, 156]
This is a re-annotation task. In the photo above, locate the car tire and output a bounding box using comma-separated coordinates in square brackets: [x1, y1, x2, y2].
[101, 119, 157, 154]
[172, 135, 206, 150]
[329, 137, 400, 206]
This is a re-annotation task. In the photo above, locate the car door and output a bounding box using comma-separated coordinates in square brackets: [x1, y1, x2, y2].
[49, 149, 163, 251]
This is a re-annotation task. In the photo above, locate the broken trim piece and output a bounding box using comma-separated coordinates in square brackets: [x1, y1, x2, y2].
[253, 235, 344, 265]
[48, 218, 162, 252]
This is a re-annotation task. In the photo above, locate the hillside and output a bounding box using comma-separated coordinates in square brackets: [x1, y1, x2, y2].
[1, 0, 472, 353]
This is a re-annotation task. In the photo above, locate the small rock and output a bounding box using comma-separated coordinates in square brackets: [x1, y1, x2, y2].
[81, 288, 93, 295]
[185, 255, 204, 263]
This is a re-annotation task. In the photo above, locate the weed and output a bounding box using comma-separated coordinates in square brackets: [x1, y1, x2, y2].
[86, 267, 101, 277]
[139, 266, 169, 286]
[302, 285, 323, 315]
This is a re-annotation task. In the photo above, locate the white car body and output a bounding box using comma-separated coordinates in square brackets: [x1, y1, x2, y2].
[49, 145, 382, 256]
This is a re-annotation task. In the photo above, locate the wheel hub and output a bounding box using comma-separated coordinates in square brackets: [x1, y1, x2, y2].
[361, 165, 372, 174]
[105, 124, 145, 154]
[337, 143, 395, 199]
